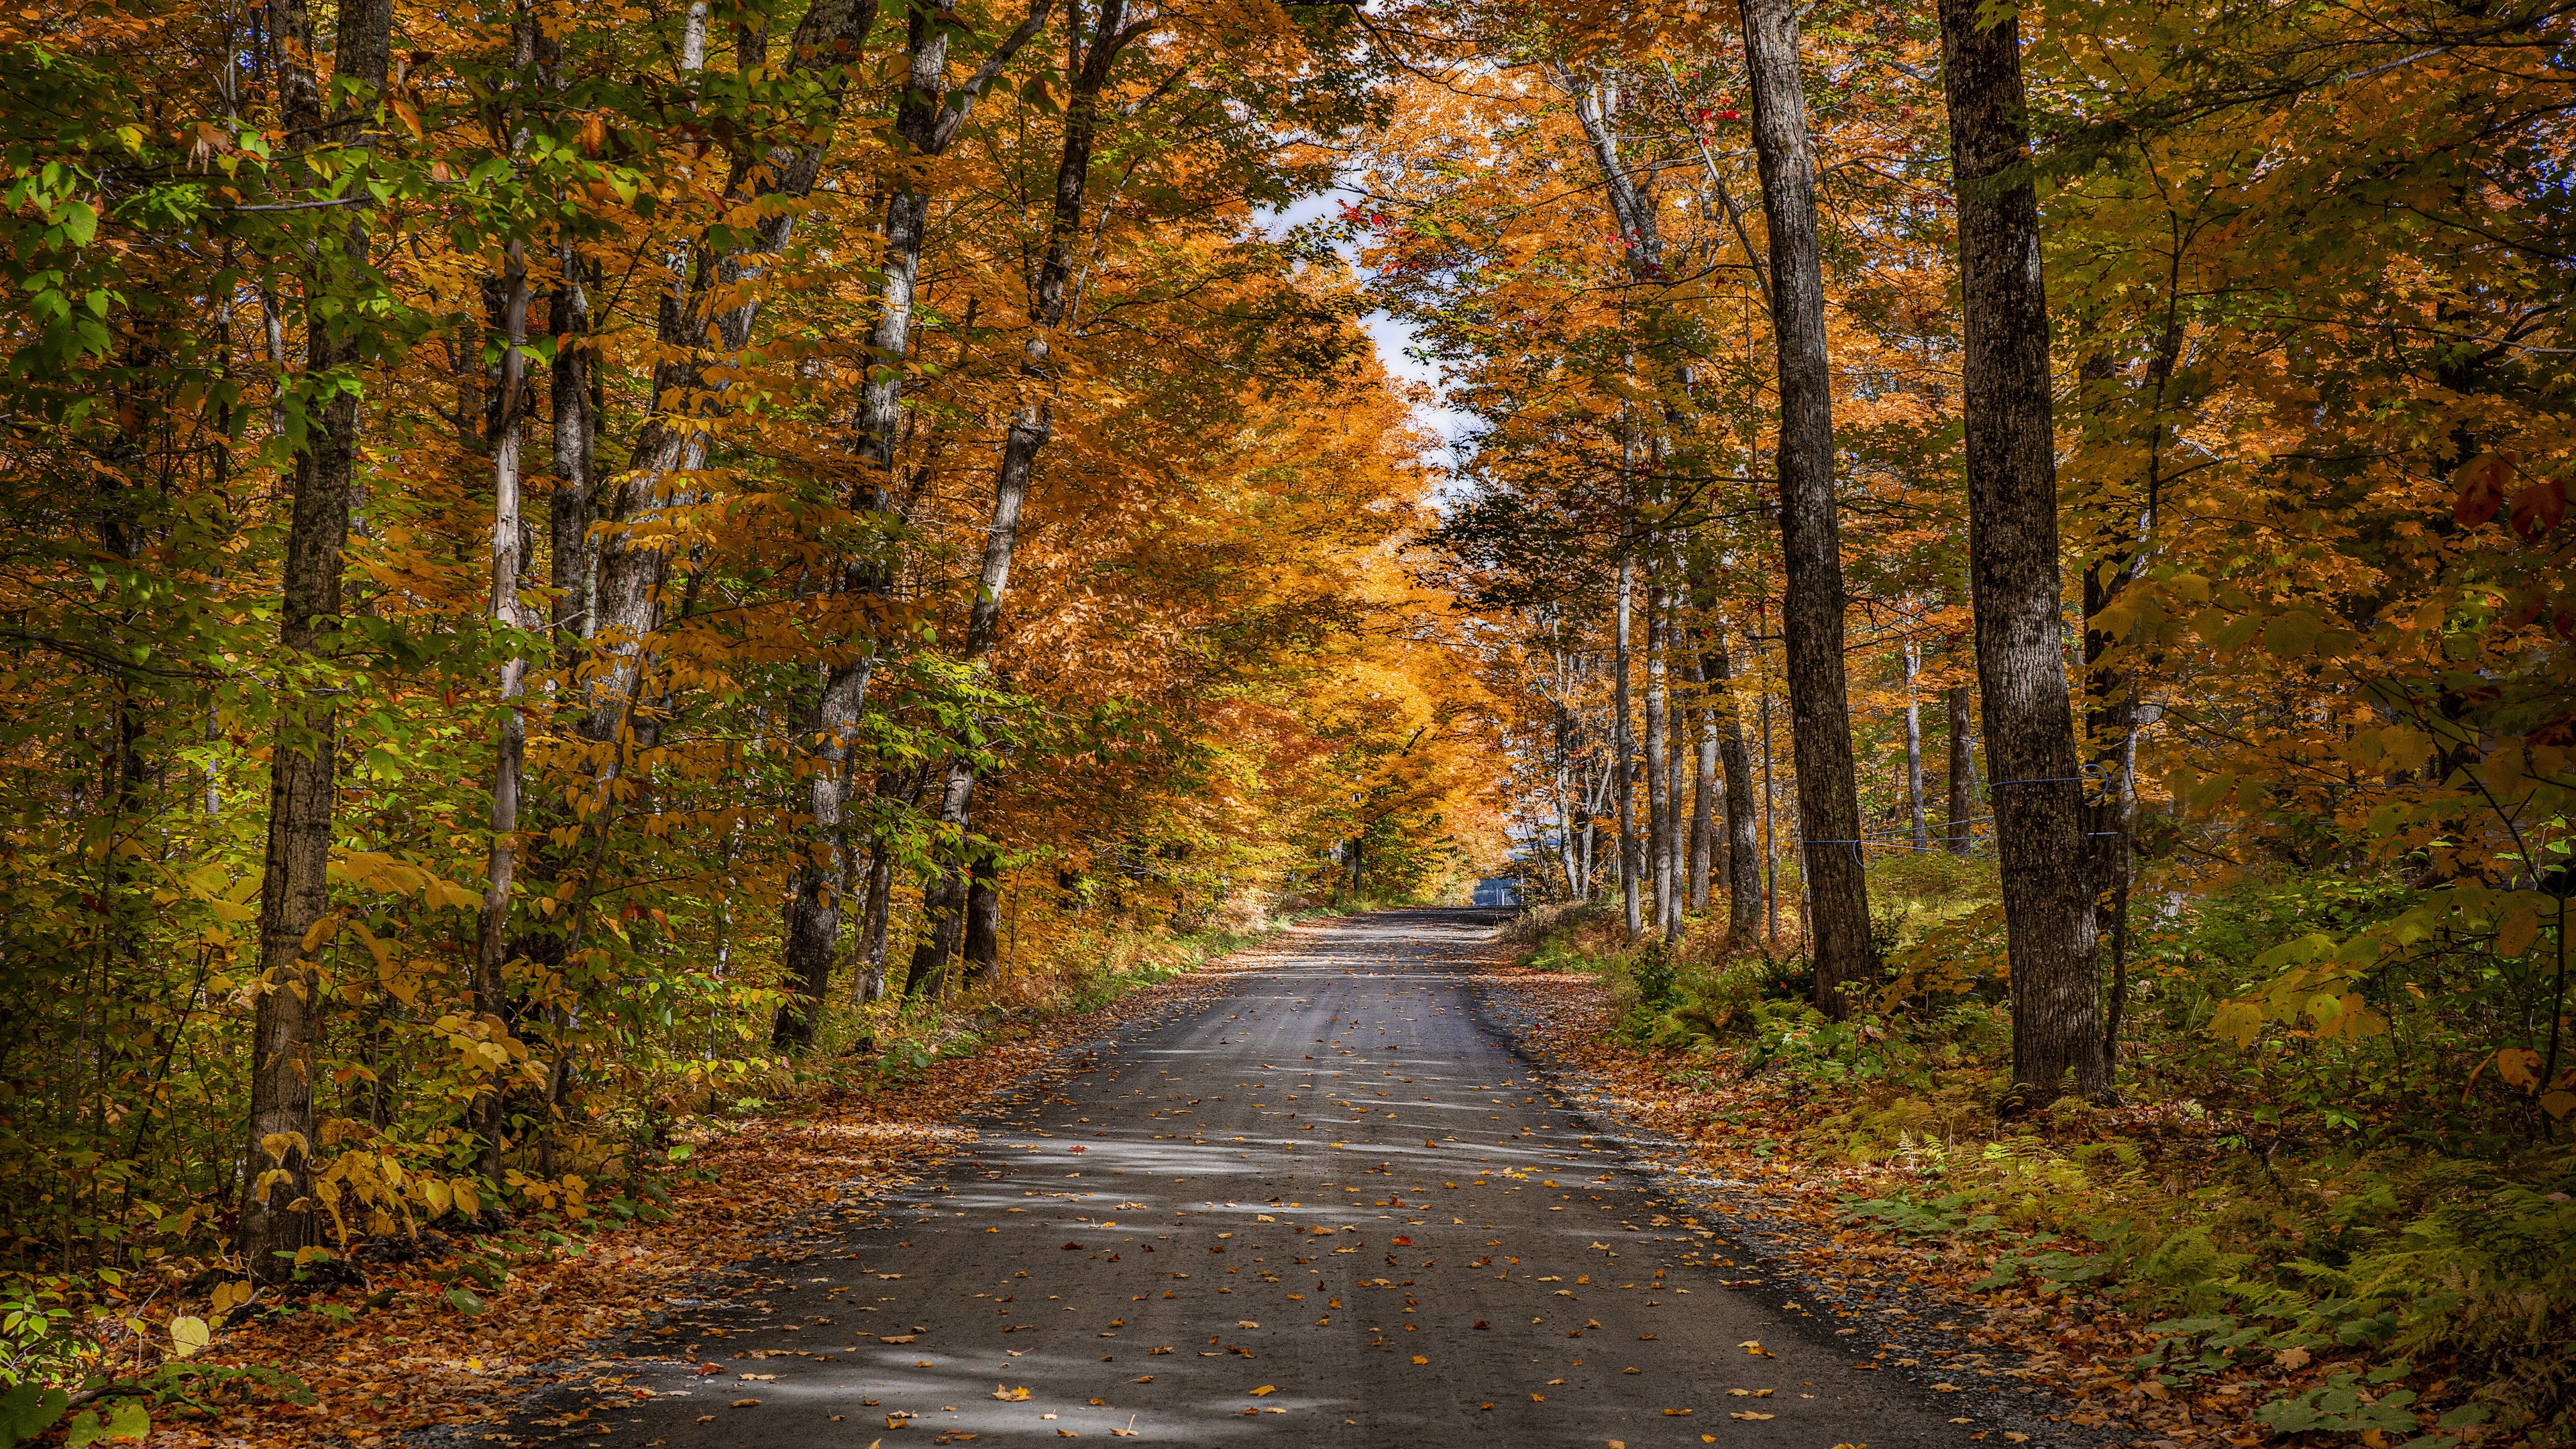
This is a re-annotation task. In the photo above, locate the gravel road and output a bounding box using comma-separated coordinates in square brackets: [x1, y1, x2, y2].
[486, 910, 2040, 1449]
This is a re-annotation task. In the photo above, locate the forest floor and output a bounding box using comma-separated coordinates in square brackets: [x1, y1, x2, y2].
[165, 910, 2148, 1448]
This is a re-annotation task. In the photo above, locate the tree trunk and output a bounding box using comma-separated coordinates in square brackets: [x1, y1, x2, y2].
[1666, 635, 1687, 936]
[1760, 688, 1778, 944]
[875, 0, 1069, 993]
[473, 234, 533, 1178]
[854, 828, 896, 1003]
[1555, 699, 1586, 901]
[549, 241, 594, 660]
[1939, 0, 2106, 1106]
[962, 850, 1003, 979]
[242, 0, 390, 1284]
[1698, 622, 1764, 939]
[586, 0, 883, 753]
[1904, 641, 1929, 850]
[1946, 682, 1975, 851]
[773, 658, 873, 1048]
[1613, 559, 1643, 939]
[1644, 579, 1671, 938]
[1687, 655, 1715, 913]
[1741, 0, 1873, 1012]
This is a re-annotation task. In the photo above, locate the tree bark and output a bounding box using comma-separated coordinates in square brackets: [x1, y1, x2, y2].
[242, 0, 391, 1283]
[1939, 0, 2107, 1105]
[1644, 579, 1672, 938]
[1687, 655, 1715, 913]
[1903, 641, 1929, 850]
[1613, 559, 1643, 939]
[549, 241, 593, 660]
[472, 233, 533, 1177]
[1946, 682, 1976, 852]
[1698, 621, 1764, 939]
[907, 0, 1120, 996]
[1741, 0, 1873, 1011]
[854, 833, 896, 1002]
[771, 0, 1045, 1038]
[586, 0, 883, 755]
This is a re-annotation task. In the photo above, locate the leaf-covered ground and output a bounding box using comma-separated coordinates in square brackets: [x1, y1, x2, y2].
[152, 949, 1287, 1448]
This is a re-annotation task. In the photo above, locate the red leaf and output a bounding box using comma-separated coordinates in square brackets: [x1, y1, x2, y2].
[2453, 451, 2516, 527]
[2509, 478, 2567, 541]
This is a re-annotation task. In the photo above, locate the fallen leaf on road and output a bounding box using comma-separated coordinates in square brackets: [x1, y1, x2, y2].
[1739, 1340, 1772, 1357]
[731, 1398, 760, 1407]
[993, 1386, 1031, 1401]
[1731, 1412, 1775, 1421]
[1250, 1385, 1276, 1397]
[1412, 1355, 1428, 1364]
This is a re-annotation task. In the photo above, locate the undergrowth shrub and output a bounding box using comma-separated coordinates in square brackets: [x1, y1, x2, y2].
[1523, 863, 2576, 1442]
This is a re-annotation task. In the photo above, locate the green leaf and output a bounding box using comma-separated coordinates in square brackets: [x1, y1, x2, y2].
[0, 1383, 70, 1448]
[56, 201, 97, 247]
[63, 1401, 150, 1447]
[444, 1287, 486, 1316]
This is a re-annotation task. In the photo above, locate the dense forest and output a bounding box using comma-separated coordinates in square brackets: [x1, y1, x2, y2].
[0, 0, 2570, 1444]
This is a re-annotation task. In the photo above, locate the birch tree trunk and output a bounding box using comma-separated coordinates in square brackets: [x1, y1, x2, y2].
[909, 0, 1130, 998]
[549, 241, 593, 659]
[1613, 559, 1643, 940]
[1741, 0, 1874, 1012]
[1904, 641, 1929, 850]
[776, 0, 1043, 1026]
[243, 0, 391, 1284]
[1687, 655, 1717, 912]
[586, 0, 883, 755]
[473, 233, 533, 1177]
[1939, 0, 2108, 1105]
[1644, 580, 1671, 938]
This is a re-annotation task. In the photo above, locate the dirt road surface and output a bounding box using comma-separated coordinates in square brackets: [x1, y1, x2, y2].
[478, 910, 2079, 1448]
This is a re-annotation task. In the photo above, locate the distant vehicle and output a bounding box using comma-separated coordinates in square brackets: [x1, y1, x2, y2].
[1470, 877, 1520, 908]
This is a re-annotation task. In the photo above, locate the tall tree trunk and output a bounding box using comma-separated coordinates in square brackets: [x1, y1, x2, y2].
[1903, 641, 1929, 850]
[854, 833, 896, 1002]
[242, 0, 392, 1285]
[1665, 622, 1687, 937]
[1946, 682, 1975, 852]
[773, 658, 872, 1049]
[1760, 688, 1778, 944]
[962, 850, 1003, 979]
[549, 241, 593, 659]
[1687, 655, 1715, 913]
[1698, 621, 1764, 938]
[585, 0, 883, 755]
[1741, 0, 1872, 1012]
[905, 0, 1118, 997]
[1644, 579, 1671, 938]
[1613, 559, 1642, 939]
[2084, 311, 2177, 1079]
[1554, 697, 1586, 902]
[473, 233, 533, 1179]
[1940, 0, 2107, 1106]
